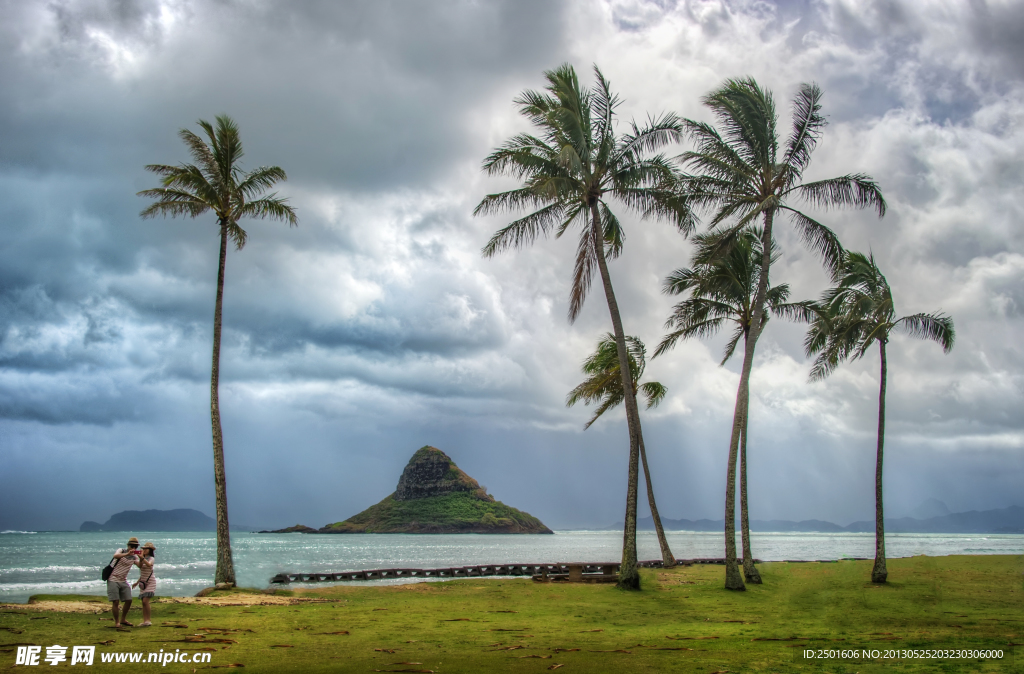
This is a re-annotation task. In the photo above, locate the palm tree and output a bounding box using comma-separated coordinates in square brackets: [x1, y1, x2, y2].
[798, 251, 953, 583]
[656, 227, 795, 584]
[475, 64, 691, 589]
[566, 334, 675, 567]
[138, 115, 297, 585]
[677, 77, 886, 590]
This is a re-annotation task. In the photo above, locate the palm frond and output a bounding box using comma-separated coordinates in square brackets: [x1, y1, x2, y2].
[211, 115, 244, 186]
[655, 315, 728, 356]
[702, 77, 778, 172]
[568, 221, 597, 323]
[895, 312, 955, 352]
[474, 187, 555, 218]
[600, 201, 624, 258]
[137, 188, 212, 219]
[583, 396, 619, 429]
[774, 299, 820, 324]
[481, 141, 564, 182]
[781, 82, 825, 183]
[793, 174, 887, 217]
[618, 113, 684, 160]
[178, 128, 219, 180]
[236, 196, 297, 226]
[781, 206, 844, 280]
[481, 202, 564, 257]
[225, 222, 248, 250]
[765, 283, 791, 308]
[236, 166, 288, 200]
[569, 333, 658, 426]
[720, 324, 745, 365]
[640, 381, 667, 408]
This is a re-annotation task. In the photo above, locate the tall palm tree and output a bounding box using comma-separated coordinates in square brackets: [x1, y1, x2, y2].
[566, 334, 675, 567]
[677, 77, 886, 590]
[656, 227, 795, 584]
[138, 115, 297, 585]
[798, 251, 953, 583]
[475, 64, 691, 589]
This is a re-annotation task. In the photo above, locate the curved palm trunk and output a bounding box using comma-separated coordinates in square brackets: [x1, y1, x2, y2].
[723, 340, 752, 590]
[639, 435, 675, 567]
[722, 211, 776, 590]
[211, 225, 236, 586]
[739, 421, 761, 583]
[589, 205, 642, 590]
[871, 340, 888, 583]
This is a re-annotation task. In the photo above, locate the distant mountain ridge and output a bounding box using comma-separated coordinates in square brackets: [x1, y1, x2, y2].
[80, 509, 254, 532]
[609, 505, 1024, 534]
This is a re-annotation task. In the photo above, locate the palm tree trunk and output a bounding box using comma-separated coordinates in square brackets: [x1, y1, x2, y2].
[211, 224, 236, 586]
[722, 213, 775, 590]
[589, 204, 642, 590]
[739, 420, 761, 583]
[639, 434, 675, 567]
[723, 341, 751, 590]
[871, 339, 888, 583]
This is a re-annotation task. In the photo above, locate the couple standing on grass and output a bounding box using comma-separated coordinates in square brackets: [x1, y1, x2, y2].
[106, 536, 157, 628]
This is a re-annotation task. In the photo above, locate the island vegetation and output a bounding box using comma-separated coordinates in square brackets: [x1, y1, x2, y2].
[282, 446, 552, 534]
[320, 491, 550, 534]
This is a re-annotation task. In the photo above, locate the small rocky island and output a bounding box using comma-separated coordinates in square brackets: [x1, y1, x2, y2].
[270, 446, 551, 534]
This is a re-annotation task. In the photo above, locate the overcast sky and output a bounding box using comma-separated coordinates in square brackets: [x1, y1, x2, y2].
[1, 0, 1022, 532]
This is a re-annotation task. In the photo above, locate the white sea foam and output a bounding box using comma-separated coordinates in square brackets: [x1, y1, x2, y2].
[159, 561, 216, 570]
[1, 530, 37, 534]
[0, 580, 106, 593]
[0, 565, 93, 574]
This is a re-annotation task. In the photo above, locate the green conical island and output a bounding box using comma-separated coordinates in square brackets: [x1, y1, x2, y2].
[317, 446, 552, 534]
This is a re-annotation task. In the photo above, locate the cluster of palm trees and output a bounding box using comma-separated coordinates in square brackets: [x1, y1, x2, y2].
[477, 64, 954, 591]
[136, 65, 953, 593]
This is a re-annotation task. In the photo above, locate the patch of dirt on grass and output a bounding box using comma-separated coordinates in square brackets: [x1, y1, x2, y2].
[1, 602, 106, 614]
[3, 594, 330, 613]
[167, 595, 325, 607]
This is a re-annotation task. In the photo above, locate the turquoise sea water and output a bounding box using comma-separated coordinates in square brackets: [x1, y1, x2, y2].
[1, 530, 1021, 604]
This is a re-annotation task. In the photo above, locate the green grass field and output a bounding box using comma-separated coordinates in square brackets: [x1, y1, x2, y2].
[2, 555, 1021, 672]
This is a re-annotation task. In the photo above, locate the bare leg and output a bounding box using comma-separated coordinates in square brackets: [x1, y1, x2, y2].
[110, 601, 120, 627]
[142, 597, 151, 624]
[120, 599, 132, 626]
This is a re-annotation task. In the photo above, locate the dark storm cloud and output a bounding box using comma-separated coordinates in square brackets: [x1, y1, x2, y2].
[1, 0, 565, 187]
[0, 0, 564, 400]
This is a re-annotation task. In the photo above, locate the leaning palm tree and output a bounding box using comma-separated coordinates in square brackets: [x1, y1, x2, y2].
[567, 334, 675, 567]
[798, 251, 953, 583]
[138, 115, 297, 585]
[476, 64, 691, 589]
[678, 77, 886, 590]
[656, 227, 795, 584]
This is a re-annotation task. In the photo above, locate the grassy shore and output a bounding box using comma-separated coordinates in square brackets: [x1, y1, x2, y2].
[2, 555, 1021, 672]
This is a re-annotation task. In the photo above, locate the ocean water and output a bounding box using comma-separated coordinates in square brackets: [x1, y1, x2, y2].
[1, 530, 1020, 604]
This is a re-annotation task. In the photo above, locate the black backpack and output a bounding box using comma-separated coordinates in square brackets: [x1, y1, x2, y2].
[100, 553, 119, 581]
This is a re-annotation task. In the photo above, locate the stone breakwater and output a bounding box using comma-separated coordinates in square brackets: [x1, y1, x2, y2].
[268, 558, 770, 584]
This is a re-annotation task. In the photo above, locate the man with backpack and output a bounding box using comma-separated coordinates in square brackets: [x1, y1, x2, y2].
[105, 537, 140, 628]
